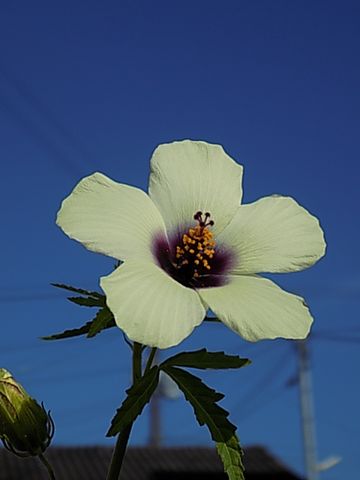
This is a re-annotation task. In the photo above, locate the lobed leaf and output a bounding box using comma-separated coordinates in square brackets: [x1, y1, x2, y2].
[162, 366, 230, 437]
[162, 366, 245, 480]
[67, 296, 106, 308]
[106, 366, 160, 437]
[87, 308, 115, 338]
[216, 434, 245, 480]
[42, 322, 94, 340]
[161, 349, 250, 370]
[51, 283, 103, 298]
[42, 307, 115, 341]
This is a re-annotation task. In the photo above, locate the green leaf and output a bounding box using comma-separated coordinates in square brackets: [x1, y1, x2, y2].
[162, 366, 244, 480]
[42, 308, 116, 341]
[52, 283, 106, 307]
[51, 283, 103, 298]
[162, 366, 229, 437]
[67, 296, 106, 307]
[41, 321, 94, 340]
[204, 316, 221, 322]
[87, 308, 114, 338]
[216, 435, 245, 480]
[161, 349, 250, 370]
[106, 366, 160, 437]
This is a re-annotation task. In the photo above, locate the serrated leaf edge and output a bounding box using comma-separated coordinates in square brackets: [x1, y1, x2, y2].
[161, 348, 251, 370]
[107, 366, 160, 437]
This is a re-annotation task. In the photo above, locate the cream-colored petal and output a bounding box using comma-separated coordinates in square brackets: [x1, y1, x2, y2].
[57, 172, 166, 262]
[100, 259, 206, 349]
[199, 275, 313, 341]
[149, 140, 243, 236]
[218, 196, 326, 274]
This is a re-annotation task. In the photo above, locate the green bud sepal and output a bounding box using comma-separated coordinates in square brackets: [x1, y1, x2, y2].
[0, 369, 54, 457]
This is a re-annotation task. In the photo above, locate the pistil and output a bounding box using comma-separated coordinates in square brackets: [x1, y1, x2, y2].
[174, 211, 216, 279]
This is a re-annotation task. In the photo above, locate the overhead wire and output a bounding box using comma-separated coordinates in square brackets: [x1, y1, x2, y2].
[230, 346, 293, 421]
[0, 65, 95, 169]
[0, 65, 93, 177]
[0, 68, 358, 453]
[0, 92, 83, 177]
[0, 292, 65, 303]
[311, 333, 360, 344]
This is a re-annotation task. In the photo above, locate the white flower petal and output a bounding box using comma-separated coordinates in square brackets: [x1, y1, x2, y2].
[218, 196, 326, 274]
[199, 275, 313, 341]
[57, 172, 166, 262]
[149, 140, 243, 236]
[100, 259, 206, 348]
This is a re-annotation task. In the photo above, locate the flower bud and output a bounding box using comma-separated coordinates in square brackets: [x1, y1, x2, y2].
[0, 369, 54, 457]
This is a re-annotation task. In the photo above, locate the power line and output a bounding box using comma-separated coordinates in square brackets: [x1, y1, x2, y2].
[231, 347, 292, 420]
[26, 364, 129, 386]
[0, 93, 83, 177]
[0, 64, 95, 169]
[0, 66, 92, 177]
[0, 283, 102, 303]
[312, 333, 360, 344]
[0, 292, 64, 303]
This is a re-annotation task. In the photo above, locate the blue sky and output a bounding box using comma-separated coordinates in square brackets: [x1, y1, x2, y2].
[1, 1, 359, 478]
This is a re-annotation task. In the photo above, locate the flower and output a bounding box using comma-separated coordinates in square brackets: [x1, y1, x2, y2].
[57, 140, 326, 349]
[0, 369, 54, 456]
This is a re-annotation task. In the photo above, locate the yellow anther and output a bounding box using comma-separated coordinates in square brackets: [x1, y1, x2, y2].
[174, 212, 216, 276]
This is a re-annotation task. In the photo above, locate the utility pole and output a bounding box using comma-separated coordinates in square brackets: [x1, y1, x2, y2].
[297, 340, 319, 480]
[148, 353, 182, 446]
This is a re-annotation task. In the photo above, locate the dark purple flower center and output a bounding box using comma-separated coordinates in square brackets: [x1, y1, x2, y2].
[152, 211, 234, 289]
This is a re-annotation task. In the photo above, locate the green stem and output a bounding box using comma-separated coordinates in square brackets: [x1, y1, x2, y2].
[105, 424, 133, 480]
[106, 342, 143, 480]
[133, 342, 142, 381]
[144, 347, 157, 374]
[38, 453, 56, 480]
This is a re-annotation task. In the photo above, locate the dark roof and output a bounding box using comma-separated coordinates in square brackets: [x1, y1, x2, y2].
[0, 445, 303, 480]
